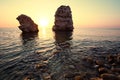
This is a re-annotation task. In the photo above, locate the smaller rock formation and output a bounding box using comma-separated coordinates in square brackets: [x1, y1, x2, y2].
[16, 14, 39, 33]
[53, 5, 74, 31]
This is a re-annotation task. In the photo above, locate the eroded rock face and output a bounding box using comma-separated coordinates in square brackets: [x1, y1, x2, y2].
[53, 5, 74, 31]
[16, 14, 39, 33]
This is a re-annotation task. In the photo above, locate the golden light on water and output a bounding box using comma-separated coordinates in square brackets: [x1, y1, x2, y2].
[38, 27, 53, 39]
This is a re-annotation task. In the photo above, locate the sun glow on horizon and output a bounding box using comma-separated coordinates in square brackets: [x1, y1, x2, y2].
[39, 18, 49, 28]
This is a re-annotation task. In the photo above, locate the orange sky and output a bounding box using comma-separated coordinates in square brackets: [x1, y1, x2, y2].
[0, 0, 120, 28]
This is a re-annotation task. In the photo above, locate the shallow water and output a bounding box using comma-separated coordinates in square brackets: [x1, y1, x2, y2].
[0, 27, 120, 80]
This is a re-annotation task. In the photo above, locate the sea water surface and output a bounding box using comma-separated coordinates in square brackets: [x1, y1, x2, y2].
[0, 27, 120, 80]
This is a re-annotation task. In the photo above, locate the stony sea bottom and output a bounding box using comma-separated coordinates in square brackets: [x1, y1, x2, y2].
[0, 27, 120, 80]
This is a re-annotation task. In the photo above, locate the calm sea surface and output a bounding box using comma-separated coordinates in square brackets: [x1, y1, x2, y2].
[0, 27, 120, 80]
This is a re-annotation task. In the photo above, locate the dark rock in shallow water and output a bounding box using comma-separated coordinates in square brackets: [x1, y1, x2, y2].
[53, 5, 74, 31]
[95, 60, 104, 66]
[101, 73, 119, 80]
[98, 67, 109, 74]
[16, 14, 39, 33]
[90, 77, 102, 80]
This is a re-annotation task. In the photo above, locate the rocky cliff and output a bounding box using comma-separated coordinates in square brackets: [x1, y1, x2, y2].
[16, 14, 39, 33]
[53, 5, 74, 31]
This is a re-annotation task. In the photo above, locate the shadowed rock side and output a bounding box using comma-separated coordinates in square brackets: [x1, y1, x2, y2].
[53, 5, 74, 31]
[16, 14, 39, 33]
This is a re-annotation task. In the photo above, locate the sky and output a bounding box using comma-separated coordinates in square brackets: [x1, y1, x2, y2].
[0, 0, 120, 28]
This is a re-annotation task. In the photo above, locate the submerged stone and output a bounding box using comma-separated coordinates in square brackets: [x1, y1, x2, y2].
[16, 14, 39, 33]
[101, 73, 119, 80]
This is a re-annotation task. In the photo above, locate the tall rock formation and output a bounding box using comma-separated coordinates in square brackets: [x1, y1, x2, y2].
[53, 5, 74, 31]
[16, 14, 39, 33]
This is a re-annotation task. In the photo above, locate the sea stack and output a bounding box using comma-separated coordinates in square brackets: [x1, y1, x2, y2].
[16, 14, 39, 33]
[53, 5, 74, 31]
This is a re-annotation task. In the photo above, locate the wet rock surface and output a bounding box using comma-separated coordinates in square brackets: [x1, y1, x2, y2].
[16, 14, 39, 33]
[53, 5, 74, 31]
[46, 52, 120, 80]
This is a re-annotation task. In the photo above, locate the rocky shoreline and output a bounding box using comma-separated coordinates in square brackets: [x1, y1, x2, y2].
[23, 41, 120, 80]
[1, 40, 119, 80]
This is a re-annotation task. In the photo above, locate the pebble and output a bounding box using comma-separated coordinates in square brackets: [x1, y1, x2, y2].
[117, 56, 120, 63]
[24, 76, 35, 80]
[83, 57, 94, 65]
[95, 60, 104, 66]
[43, 73, 51, 80]
[74, 75, 82, 80]
[69, 65, 75, 69]
[98, 67, 108, 74]
[53, 50, 61, 55]
[107, 55, 115, 64]
[90, 77, 103, 80]
[111, 68, 120, 73]
[94, 65, 99, 68]
[101, 73, 119, 80]
[64, 73, 76, 78]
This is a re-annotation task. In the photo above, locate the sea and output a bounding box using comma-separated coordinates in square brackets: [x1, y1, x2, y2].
[0, 27, 120, 80]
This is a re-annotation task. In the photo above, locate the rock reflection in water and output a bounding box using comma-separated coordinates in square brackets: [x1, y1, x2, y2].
[20, 32, 38, 44]
[54, 31, 73, 50]
[54, 31, 73, 43]
[20, 32, 38, 52]
[48, 32, 74, 80]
